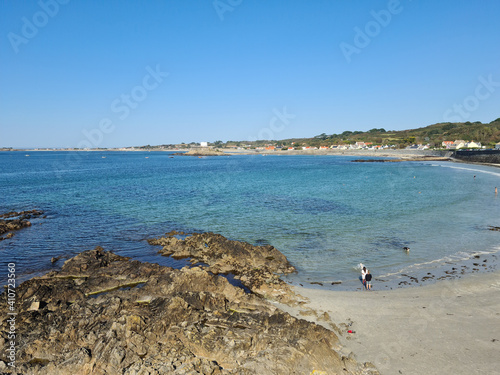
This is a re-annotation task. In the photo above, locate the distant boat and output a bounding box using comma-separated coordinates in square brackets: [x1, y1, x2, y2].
[25, 154, 30, 157]
[102, 156, 106, 159]
[145, 157, 149, 159]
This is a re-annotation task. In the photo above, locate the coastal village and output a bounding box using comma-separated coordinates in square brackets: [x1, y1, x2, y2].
[5, 139, 500, 153]
[205, 139, 498, 152]
[3, 119, 500, 153]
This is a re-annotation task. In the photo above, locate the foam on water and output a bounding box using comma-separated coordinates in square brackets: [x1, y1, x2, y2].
[434, 163, 500, 177]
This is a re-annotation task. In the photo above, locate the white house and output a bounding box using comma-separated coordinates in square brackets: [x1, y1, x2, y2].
[452, 140, 466, 149]
[465, 141, 481, 148]
[200, 142, 208, 147]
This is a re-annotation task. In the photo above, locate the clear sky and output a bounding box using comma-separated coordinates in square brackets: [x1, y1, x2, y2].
[1, 0, 499, 148]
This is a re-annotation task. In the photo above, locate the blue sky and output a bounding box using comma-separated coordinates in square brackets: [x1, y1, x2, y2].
[1, 0, 499, 148]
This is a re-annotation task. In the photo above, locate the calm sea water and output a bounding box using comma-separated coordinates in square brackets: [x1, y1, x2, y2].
[1, 151, 499, 290]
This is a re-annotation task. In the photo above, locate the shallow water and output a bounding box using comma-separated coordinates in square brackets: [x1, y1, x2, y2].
[0, 151, 499, 289]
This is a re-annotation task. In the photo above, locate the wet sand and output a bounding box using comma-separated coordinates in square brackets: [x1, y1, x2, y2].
[276, 271, 500, 375]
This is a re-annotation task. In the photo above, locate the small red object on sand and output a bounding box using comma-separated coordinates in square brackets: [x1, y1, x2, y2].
[348, 330, 353, 333]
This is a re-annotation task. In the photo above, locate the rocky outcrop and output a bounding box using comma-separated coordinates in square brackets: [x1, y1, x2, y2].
[0, 245, 377, 375]
[148, 232, 297, 304]
[0, 210, 44, 240]
[182, 148, 227, 156]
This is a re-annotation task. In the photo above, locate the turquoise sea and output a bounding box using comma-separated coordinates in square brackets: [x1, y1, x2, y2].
[1, 151, 499, 290]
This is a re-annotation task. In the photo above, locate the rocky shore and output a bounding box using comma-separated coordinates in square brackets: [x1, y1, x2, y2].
[0, 210, 44, 241]
[148, 232, 298, 304]
[0, 233, 378, 375]
[177, 148, 227, 156]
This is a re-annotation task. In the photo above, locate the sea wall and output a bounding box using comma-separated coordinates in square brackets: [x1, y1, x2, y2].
[453, 150, 500, 164]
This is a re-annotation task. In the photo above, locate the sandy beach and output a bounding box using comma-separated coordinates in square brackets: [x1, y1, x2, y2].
[276, 271, 500, 375]
[223, 148, 452, 158]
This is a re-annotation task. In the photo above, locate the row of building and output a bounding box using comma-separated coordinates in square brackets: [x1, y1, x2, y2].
[255, 142, 399, 151]
[441, 140, 482, 149]
[441, 140, 500, 149]
[254, 140, 500, 151]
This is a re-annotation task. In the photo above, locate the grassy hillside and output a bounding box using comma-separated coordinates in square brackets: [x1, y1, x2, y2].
[224, 118, 500, 149]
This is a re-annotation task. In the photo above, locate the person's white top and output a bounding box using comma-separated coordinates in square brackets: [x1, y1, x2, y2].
[361, 268, 367, 280]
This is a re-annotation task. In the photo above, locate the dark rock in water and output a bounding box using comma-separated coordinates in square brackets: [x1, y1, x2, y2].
[0, 244, 375, 374]
[174, 148, 228, 156]
[488, 226, 500, 231]
[0, 209, 44, 239]
[0, 210, 44, 220]
[50, 256, 63, 264]
[352, 159, 390, 163]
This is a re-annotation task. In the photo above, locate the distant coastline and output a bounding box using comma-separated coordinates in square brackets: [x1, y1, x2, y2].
[0, 147, 450, 157]
[3, 148, 500, 166]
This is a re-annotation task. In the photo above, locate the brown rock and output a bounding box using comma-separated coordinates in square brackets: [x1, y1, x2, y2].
[148, 232, 298, 303]
[0, 245, 376, 375]
[0, 209, 44, 236]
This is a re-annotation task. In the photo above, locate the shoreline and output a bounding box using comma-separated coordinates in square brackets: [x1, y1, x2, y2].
[2, 209, 499, 373]
[223, 148, 450, 157]
[283, 247, 500, 293]
[1, 236, 375, 374]
[8, 148, 499, 167]
[275, 270, 500, 375]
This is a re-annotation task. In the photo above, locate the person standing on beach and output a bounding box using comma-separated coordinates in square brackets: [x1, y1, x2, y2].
[361, 266, 367, 290]
[365, 270, 373, 290]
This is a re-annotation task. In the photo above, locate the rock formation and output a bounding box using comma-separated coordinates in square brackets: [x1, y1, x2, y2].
[0, 210, 44, 241]
[0, 235, 378, 375]
[148, 232, 297, 304]
[180, 148, 227, 156]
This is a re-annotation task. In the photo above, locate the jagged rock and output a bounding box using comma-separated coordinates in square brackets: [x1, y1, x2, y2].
[0, 210, 44, 239]
[0, 245, 377, 375]
[183, 148, 227, 156]
[50, 256, 63, 264]
[148, 232, 298, 304]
